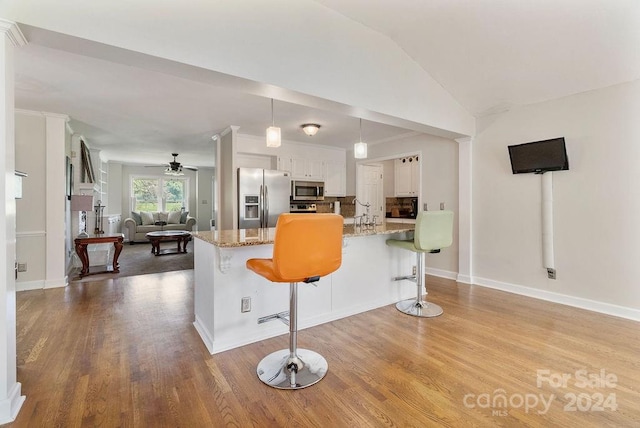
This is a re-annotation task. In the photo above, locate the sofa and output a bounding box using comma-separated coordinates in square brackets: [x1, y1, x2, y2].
[123, 210, 196, 243]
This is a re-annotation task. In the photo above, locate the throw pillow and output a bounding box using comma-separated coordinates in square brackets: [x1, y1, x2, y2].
[168, 210, 181, 224]
[140, 211, 155, 225]
[157, 211, 169, 222]
[180, 211, 189, 224]
[131, 211, 142, 225]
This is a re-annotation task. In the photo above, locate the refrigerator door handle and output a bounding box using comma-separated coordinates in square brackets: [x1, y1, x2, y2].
[264, 185, 269, 227]
[259, 184, 264, 228]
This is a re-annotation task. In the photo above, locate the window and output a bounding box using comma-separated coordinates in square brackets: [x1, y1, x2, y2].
[131, 176, 188, 212]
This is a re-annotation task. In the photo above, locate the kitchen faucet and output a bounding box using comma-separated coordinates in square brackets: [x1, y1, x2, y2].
[352, 198, 377, 228]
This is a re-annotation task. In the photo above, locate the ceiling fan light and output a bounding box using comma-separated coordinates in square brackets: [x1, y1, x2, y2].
[266, 126, 281, 147]
[354, 141, 368, 159]
[301, 123, 320, 136]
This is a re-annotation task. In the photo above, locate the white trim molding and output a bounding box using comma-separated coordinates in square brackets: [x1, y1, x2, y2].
[456, 136, 473, 284]
[0, 19, 27, 47]
[473, 276, 640, 322]
[425, 267, 458, 281]
[16, 280, 45, 292]
[0, 383, 25, 425]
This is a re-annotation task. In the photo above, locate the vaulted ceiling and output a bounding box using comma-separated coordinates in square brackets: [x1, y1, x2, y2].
[8, 0, 640, 167]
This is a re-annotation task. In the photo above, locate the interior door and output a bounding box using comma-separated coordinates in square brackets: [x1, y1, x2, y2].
[356, 164, 384, 223]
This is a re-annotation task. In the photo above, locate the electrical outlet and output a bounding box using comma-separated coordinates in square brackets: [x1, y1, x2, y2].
[241, 297, 251, 313]
[440, 202, 445, 210]
[412, 265, 417, 275]
[423, 203, 428, 211]
[547, 268, 556, 280]
[17, 263, 27, 272]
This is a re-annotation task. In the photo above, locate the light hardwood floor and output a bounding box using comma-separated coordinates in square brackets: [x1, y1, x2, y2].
[6, 271, 640, 427]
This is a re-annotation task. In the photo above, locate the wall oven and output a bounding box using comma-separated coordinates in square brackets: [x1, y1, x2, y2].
[291, 180, 324, 201]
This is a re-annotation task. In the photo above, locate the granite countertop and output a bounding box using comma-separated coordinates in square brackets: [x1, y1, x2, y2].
[193, 222, 414, 248]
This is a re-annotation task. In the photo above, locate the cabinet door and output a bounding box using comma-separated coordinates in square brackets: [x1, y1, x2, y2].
[291, 157, 325, 180]
[291, 157, 308, 179]
[277, 155, 292, 173]
[394, 158, 413, 196]
[410, 156, 419, 195]
[307, 159, 325, 181]
[324, 160, 346, 196]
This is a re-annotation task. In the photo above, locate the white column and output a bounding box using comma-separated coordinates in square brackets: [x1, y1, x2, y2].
[456, 137, 473, 284]
[0, 19, 26, 424]
[44, 113, 70, 288]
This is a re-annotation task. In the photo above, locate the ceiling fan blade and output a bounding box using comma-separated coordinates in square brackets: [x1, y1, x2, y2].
[184, 166, 198, 171]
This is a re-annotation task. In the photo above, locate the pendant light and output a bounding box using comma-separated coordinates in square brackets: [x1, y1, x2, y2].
[266, 98, 281, 147]
[354, 118, 368, 159]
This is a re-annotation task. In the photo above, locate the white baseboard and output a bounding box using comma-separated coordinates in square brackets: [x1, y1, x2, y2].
[193, 316, 215, 354]
[44, 277, 68, 289]
[16, 280, 45, 291]
[0, 382, 25, 425]
[456, 274, 473, 284]
[473, 276, 640, 322]
[425, 267, 458, 281]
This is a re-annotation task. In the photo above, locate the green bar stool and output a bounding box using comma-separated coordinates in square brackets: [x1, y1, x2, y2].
[386, 210, 454, 317]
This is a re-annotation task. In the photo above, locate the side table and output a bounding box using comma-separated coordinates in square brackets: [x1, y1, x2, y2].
[74, 233, 124, 278]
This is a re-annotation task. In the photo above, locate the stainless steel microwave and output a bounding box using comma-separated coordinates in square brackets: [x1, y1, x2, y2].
[291, 180, 324, 201]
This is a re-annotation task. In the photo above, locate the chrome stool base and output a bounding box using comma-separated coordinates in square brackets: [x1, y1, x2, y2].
[257, 348, 328, 390]
[396, 298, 443, 318]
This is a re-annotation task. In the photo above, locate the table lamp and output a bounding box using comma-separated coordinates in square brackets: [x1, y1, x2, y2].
[70, 194, 93, 238]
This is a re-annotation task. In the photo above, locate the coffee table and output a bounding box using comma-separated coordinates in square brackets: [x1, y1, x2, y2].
[145, 231, 192, 256]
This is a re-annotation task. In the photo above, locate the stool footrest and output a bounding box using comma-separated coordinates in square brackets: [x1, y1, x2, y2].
[392, 274, 417, 282]
[258, 311, 290, 326]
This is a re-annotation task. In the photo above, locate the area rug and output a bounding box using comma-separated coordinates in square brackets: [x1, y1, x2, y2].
[69, 241, 193, 283]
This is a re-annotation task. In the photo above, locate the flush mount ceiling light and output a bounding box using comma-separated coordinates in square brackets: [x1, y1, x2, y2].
[266, 98, 281, 148]
[301, 123, 321, 136]
[354, 118, 368, 159]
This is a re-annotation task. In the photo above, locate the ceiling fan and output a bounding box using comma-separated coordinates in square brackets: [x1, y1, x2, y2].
[147, 153, 198, 175]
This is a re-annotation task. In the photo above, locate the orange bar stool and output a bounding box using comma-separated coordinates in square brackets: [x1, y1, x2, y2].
[386, 210, 453, 317]
[246, 213, 343, 389]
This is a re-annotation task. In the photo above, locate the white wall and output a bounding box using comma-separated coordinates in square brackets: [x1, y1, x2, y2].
[15, 110, 68, 290]
[107, 162, 122, 216]
[236, 133, 346, 162]
[473, 80, 640, 314]
[382, 159, 395, 198]
[196, 167, 215, 231]
[15, 112, 46, 287]
[368, 134, 459, 276]
[218, 128, 237, 230]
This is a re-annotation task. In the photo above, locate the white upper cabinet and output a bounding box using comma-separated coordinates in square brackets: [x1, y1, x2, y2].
[291, 157, 324, 181]
[324, 160, 346, 196]
[394, 156, 419, 197]
[277, 155, 292, 173]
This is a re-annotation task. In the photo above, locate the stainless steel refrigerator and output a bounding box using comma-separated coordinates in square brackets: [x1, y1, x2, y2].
[238, 168, 290, 228]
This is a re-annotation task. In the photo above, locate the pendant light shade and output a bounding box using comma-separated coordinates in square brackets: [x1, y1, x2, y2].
[354, 141, 368, 159]
[354, 118, 368, 159]
[266, 98, 281, 147]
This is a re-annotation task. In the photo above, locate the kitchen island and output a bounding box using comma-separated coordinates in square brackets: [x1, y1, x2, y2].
[192, 223, 416, 354]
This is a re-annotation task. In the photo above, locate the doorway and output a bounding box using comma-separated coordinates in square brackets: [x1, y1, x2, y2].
[355, 163, 384, 222]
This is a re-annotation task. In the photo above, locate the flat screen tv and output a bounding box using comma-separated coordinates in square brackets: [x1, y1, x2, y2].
[508, 137, 569, 174]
